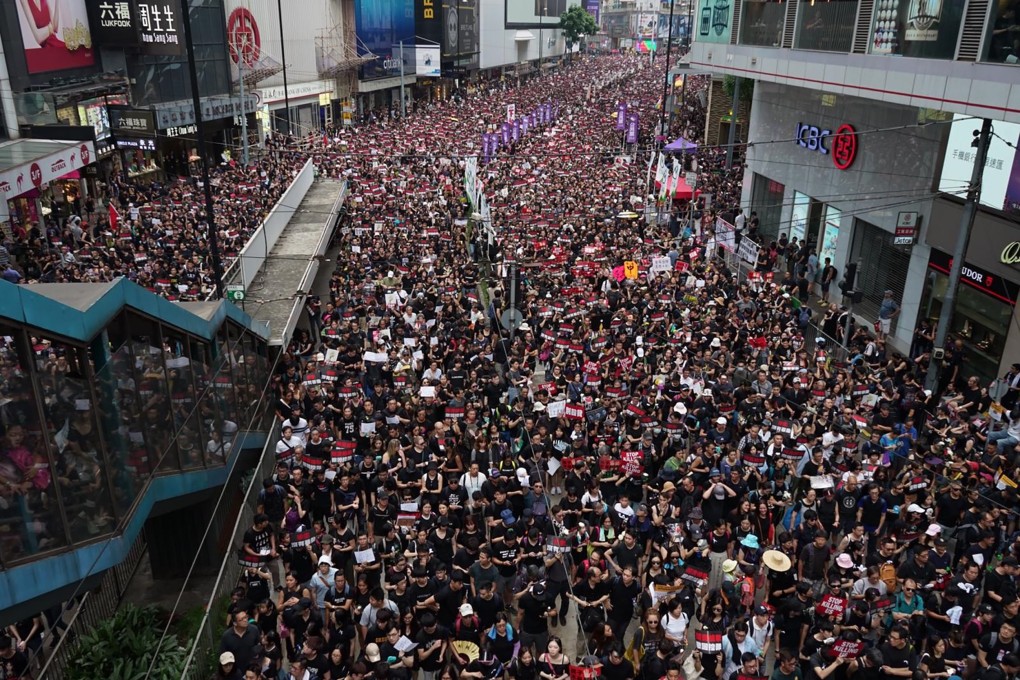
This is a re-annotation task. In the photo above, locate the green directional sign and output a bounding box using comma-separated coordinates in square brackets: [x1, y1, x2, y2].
[226, 285, 245, 302]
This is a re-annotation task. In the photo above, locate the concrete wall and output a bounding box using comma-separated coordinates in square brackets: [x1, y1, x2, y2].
[228, 158, 316, 290]
[479, 0, 579, 69]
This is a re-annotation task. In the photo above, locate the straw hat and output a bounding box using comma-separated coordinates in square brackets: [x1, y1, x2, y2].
[762, 550, 792, 573]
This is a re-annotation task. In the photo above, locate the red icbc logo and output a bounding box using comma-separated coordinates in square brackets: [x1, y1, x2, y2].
[831, 123, 858, 170]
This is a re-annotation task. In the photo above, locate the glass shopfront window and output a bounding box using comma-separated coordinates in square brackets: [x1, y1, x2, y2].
[795, 0, 858, 52]
[985, 0, 1020, 63]
[0, 329, 67, 562]
[741, 0, 787, 46]
[920, 251, 1018, 386]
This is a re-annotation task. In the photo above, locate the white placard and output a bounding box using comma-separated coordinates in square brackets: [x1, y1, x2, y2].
[354, 549, 377, 564]
[650, 256, 672, 273]
[363, 351, 388, 363]
[546, 400, 567, 418]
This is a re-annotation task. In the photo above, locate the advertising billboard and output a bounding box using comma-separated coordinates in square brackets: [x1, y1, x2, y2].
[506, 0, 581, 27]
[16, 0, 96, 74]
[356, 0, 416, 80]
[868, 0, 964, 58]
[939, 114, 1020, 213]
[415, 45, 441, 76]
[696, 0, 734, 44]
[77, 96, 127, 140]
[442, 0, 479, 66]
[416, 0, 443, 46]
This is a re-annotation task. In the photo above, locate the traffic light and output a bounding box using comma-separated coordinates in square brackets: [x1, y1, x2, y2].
[839, 262, 857, 296]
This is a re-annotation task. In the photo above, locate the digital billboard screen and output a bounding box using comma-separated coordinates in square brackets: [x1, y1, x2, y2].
[939, 114, 1020, 215]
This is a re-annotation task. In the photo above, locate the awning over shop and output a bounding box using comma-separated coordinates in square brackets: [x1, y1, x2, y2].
[0, 139, 96, 203]
[515, 30, 536, 41]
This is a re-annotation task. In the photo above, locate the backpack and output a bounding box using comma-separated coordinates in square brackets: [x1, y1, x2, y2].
[736, 575, 756, 609]
[799, 307, 811, 329]
[879, 561, 898, 592]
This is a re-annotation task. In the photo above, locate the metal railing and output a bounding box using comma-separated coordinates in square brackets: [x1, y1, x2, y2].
[36, 531, 148, 679]
[179, 416, 281, 680]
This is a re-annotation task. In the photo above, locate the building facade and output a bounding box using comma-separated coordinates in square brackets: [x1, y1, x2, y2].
[690, 0, 1020, 383]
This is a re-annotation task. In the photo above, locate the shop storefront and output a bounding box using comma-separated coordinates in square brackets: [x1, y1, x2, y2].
[0, 139, 97, 231]
[259, 81, 336, 137]
[740, 81, 947, 349]
[108, 106, 160, 180]
[924, 197, 1020, 385]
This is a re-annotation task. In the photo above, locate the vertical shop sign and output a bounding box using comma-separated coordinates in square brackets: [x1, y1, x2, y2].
[417, 0, 442, 46]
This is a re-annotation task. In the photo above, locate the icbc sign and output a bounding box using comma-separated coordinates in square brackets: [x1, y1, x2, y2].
[831, 124, 858, 170]
[795, 122, 858, 170]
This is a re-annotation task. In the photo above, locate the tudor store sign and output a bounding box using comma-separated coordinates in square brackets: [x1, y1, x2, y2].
[929, 249, 1020, 306]
[795, 122, 859, 170]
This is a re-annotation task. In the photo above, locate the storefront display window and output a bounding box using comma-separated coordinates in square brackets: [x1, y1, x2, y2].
[795, 0, 858, 52]
[869, 0, 965, 57]
[791, 191, 810, 242]
[819, 205, 841, 268]
[740, 0, 787, 47]
[985, 0, 1020, 63]
[921, 251, 1017, 385]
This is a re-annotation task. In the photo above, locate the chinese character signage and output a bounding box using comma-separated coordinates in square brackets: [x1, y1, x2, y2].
[136, 0, 184, 56]
[109, 106, 156, 136]
[939, 114, 1020, 212]
[15, 0, 96, 74]
[88, 0, 139, 46]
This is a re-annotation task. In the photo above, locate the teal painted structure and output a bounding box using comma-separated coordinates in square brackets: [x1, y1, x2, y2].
[0, 279, 271, 615]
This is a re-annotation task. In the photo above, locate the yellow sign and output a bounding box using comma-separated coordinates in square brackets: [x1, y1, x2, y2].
[624, 261, 639, 279]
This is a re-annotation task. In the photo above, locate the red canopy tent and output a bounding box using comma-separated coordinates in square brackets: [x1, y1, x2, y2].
[654, 178, 695, 200]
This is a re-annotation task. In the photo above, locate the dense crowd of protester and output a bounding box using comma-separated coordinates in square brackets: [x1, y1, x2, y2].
[0, 150, 307, 300]
[206, 51, 1020, 680]
[0, 44, 1006, 680]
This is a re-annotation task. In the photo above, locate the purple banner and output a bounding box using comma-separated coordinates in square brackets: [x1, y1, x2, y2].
[626, 113, 639, 144]
[512, 119, 520, 142]
[482, 133, 491, 163]
[502, 122, 511, 145]
[585, 0, 600, 25]
[522, 115, 529, 136]
[616, 102, 627, 131]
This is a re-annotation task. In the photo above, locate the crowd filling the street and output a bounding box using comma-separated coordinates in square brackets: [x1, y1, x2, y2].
[3, 50, 1020, 680]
